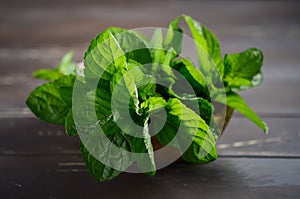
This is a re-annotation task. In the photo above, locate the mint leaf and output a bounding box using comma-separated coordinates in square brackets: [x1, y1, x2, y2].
[109, 28, 152, 65]
[182, 15, 224, 77]
[140, 96, 167, 113]
[148, 19, 183, 66]
[84, 31, 128, 81]
[155, 98, 217, 163]
[179, 97, 221, 140]
[74, 89, 134, 182]
[32, 68, 62, 81]
[65, 110, 77, 136]
[147, 29, 177, 86]
[164, 16, 183, 56]
[223, 48, 264, 91]
[80, 130, 132, 182]
[57, 51, 77, 75]
[33, 52, 78, 81]
[80, 143, 121, 182]
[149, 28, 165, 65]
[125, 119, 156, 176]
[216, 92, 268, 133]
[171, 58, 209, 99]
[84, 27, 151, 81]
[26, 75, 75, 124]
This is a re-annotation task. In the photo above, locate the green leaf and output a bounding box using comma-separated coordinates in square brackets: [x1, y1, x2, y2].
[80, 143, 121, 182]
[80, 131, 132, 182]
[182, 15, 224, 77]
[215, 92, 268, 133]
[84, 31, 128, 81]
[74, 86, 134, 182]
[147, 29, 177, 86]
[162, 48, 176, 67]
[155, 98, 217, 164]
[32, 52, 78, 81]
[148, 23, 182, 67]
[171, 58, 209, 99]
[57, 51, 77, 75]
[140, 96, 168, 113]
[32, 68, 62, 81]
[149, 28, 164, 65]
[155, 61, 177, 87]
[223, 48, 264, 91]
[26, 75, 75, 124]
[126, 61, 158, 101]
[84, 28, 151, 80]
[164, 16, 183, 56]
[125, 118, 156, 176]
[108, 28, 152, 65]
[179, 97, 221, 140]
[85, 88, 115, 137]
[65, 110, 77, 136]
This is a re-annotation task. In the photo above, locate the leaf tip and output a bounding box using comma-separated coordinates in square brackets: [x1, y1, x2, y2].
[263, 122, 269, 134]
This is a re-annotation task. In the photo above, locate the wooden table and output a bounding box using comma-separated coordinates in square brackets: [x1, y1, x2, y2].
[1, 0, 300, 198]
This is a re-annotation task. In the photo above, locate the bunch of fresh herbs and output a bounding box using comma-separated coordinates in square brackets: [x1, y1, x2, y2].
[26, 15, 268, 181]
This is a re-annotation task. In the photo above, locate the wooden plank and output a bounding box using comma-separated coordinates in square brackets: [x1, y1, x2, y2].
[218, 117, 300, 157]
[0, 1, 299, 47]
[239, 79, 300, 115]
[0, 156, 299, 199]
[0, 118, 80, 155]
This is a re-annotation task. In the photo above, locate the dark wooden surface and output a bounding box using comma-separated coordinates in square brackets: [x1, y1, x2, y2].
[1, 0, 300, 198]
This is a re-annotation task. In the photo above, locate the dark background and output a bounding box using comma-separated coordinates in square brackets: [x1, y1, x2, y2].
[0, 0, 300, 198]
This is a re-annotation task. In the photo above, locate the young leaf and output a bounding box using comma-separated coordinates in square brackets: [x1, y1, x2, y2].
[33, 52, 78, 81]
[223, 48, 264, 91]
[57, 51, 77, 75]
[32, 68, 62, 81]
[149, 28, 165, 66]
[147, 29, 177, 86]
[164, 16, 183, 56]
[140, 96, 168, 113]
[182, 15, 224, 77]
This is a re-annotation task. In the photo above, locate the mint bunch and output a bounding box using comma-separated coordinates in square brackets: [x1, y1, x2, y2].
[26, 15, 268, 181]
